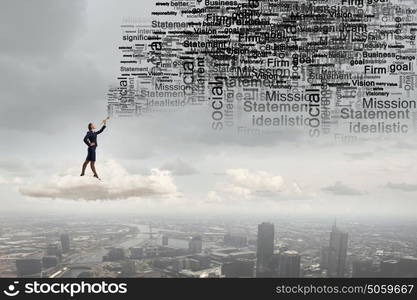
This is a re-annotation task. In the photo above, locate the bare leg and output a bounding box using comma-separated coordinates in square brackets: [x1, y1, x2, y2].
[80, 160, 89, 176]
[90, 162, 99, 179]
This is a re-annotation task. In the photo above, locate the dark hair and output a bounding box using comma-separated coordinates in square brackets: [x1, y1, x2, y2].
[88, 123, 93, 130]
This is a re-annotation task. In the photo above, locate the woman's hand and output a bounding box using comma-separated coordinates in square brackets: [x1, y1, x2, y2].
[102, 117, 110, 125]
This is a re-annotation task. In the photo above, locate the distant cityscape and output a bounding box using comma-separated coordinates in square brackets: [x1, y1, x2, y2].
[0, 215, 416, 278]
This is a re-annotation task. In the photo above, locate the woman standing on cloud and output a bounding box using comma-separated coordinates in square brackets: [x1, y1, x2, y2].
[80, 117, 109, 180]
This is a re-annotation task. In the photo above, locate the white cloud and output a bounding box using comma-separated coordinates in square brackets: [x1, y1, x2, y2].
[206, 169, 311, 204]
[385, 182, 417, 192]
[19, 160, 179, 201]
[344, 152, 374, 160]
[225, 169, 284, 192]
[206, 191, 223, 204]
[0, 175, 23, 185]
[321, 181, 363, 196]
[161, 158, 197, 176]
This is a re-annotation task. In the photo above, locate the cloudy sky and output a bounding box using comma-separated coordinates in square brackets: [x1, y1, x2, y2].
[1, 0, 417, 219]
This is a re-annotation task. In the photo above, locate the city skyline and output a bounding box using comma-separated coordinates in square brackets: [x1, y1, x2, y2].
[1, 214, 416, 278]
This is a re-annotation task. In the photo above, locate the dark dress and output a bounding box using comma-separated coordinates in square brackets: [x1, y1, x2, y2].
[83, 126, 106, 161]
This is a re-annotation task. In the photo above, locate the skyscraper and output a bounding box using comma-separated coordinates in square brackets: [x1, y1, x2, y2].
[189, 236, 203, 253]
[256, 222, 274, 277]
[276, 250, 301, 277]
[60, 233, 70, 253]
[327, 222, 348, 277]
[46, 243, 62, 260]
[320, 246, 329, 269]
[162, 235, 169, 246]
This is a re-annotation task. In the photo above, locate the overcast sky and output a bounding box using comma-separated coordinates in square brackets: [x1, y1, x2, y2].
[1, 0, 417, 219]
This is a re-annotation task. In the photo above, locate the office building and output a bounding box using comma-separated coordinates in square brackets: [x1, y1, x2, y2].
[130, 247, 144, 259]
[162, 235, 169, 246]
[104, 247, 125, 261]
[256, 222, 274, 277]
[46, 243, 62, 260]
[276, 250, 301, 277]
[60, 233, 70, 253]
[327, 223, 348, 277]
[189, 236, 203, 253]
